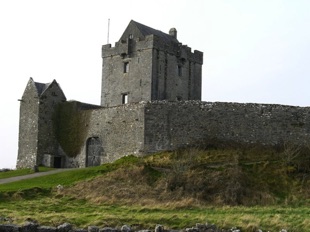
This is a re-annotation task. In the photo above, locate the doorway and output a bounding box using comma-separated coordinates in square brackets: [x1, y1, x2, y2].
[86, 137, 102, 167]
[53, 156, 62, 168]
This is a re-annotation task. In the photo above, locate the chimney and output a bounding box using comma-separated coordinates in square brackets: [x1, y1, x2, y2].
[169, 28, 177, 39]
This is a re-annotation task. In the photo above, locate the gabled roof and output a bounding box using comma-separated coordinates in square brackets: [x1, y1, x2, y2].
[34, 81, 50, 96]
[119, 20, 178, 44]
[26, 78, 66, 99]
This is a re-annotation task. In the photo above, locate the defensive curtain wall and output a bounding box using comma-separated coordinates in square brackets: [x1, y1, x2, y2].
[57, 100, 310, 168]
[143, 101, 310, 151]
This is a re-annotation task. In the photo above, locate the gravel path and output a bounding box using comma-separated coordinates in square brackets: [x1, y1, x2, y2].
[0, 169, 74, 184]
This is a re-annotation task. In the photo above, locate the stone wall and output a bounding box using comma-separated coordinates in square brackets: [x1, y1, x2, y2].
[37, 81, 66, 166]
[0, 222, 245, 232]
[57, 100, 310, 168]
[19, 96, 310, 169]
[101, 37, 154, 107]
[144, 101, 310, 152]
[17, 80, 40, 169]
[72, 103, 146, 167]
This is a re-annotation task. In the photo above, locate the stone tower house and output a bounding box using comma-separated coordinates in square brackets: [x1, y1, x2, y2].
[101, 20, 203, 107]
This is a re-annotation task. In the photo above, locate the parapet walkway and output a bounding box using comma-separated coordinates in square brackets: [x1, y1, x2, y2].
[0, 169, 74, 184]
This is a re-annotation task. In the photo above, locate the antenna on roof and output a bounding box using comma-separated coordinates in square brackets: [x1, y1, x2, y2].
[107, 18, 110, 44]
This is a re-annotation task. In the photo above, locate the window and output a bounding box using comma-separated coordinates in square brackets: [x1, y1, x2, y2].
[129, 34, 133, 39]
[122, 94, 128, 104]
[124, 62, 129, 73]
[178, 65, 182, 77]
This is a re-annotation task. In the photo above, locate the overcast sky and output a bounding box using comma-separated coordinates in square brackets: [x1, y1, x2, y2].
[1, 0, 309, 169]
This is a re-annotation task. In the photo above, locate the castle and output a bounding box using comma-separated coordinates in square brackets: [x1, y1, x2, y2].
[17, 20, 310, 169]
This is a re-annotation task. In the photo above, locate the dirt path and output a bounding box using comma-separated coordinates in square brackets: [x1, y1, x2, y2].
[0, 169, 74, 184]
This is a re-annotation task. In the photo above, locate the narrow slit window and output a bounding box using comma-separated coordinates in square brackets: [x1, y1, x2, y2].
[122, 94, 128, 104]
[178, 65, 182, 77]
[124, 62, 129, 73]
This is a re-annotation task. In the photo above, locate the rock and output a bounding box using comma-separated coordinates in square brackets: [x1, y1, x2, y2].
[99, 227, 118, 232]
[37, 226, 57, 232]
[20, 222, 38, 232]
[88, 226, 100, 232]
[0, 224, 20, 232]
[185, 228, 198, 232]
[57, 223, 73, 232]
[155, 224, 164, 232]
[121, 225, 131, 232]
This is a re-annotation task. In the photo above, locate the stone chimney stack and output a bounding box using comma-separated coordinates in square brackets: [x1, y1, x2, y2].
[169, 28, 177, 39]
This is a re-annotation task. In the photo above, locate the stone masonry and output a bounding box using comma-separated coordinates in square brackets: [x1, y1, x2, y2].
[16, 20, 310, 169]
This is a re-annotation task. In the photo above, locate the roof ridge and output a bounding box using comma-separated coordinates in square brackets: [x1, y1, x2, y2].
[130, 20, 178, 43]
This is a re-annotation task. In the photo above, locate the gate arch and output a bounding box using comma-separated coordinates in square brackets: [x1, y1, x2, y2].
[86, 137, 103, 167]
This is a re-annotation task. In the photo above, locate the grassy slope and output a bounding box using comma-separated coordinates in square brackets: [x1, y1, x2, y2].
[0, 167, 54, 180]
[0, 146, 310, 231]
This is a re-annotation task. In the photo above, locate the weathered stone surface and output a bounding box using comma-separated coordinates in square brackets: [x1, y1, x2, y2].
[20, 222, 38, 232]
[0, 223, 287, 232]
[99, 227, 118, 232]
[37, 226, 57, 232]
[0, 224, 20, 232]
[101, 21, 202, 108]
[88, 226, 100, 232]
[155, 224, 164, 232]
[121, 225, 131, 232]
[57, 223, 73, 232]
[17, 78, 67, 169]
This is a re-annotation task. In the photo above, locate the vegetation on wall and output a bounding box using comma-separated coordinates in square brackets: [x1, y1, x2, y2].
[53, 101, 91, 157]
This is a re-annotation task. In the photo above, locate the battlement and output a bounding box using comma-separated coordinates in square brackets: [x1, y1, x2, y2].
[102, 34, 203, 65]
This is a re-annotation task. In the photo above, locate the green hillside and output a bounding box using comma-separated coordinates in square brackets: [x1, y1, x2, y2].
[0, 144, 310, 231]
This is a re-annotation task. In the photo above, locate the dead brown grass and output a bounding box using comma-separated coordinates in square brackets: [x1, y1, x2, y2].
[62, 145, 310, 207]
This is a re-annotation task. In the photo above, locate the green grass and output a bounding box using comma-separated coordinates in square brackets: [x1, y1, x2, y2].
[0, 149, 309, 231]
[0, 156, 139, 192]
[0, 196, 309, 231]
[0, 167, 55, 180]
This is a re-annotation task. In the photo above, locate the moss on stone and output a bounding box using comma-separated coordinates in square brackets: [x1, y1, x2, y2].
[53, 101, 91, 157]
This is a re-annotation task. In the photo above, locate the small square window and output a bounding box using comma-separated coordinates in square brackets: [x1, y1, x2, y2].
[124, 62, 129, 73]
[122, 94, 128, 104]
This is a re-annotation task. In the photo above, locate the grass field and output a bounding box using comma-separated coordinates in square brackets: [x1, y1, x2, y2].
[0, 166, 54, 180]
[1, 195, 309, 231]
[0, 147, 310, 231]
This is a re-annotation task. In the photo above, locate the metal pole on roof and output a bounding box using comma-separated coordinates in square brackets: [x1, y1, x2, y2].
[107, 18, 110, 44]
